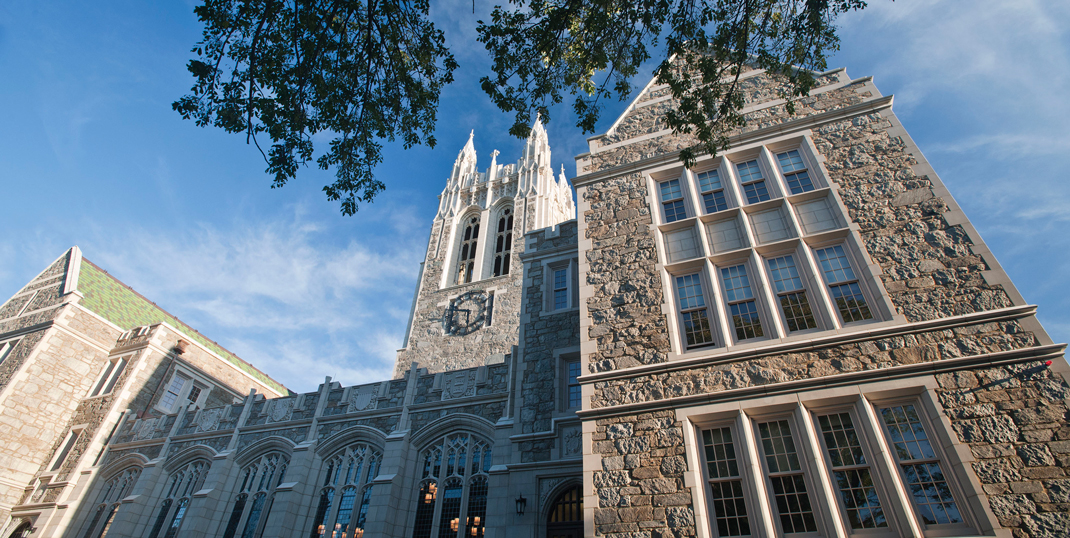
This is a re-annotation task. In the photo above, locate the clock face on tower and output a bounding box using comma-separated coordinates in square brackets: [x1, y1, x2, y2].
[444, 291, 488, 336]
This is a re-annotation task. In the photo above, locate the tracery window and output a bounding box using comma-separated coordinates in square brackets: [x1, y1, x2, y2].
[220, 452, 289, 538]
[147, 459, 210, 538]
[456, 215, 481, 284]
[411, 433, 493, 538]
[309, 442, 383, 538]
[80, 467, 141, 538]
[492, 208, 513, 277]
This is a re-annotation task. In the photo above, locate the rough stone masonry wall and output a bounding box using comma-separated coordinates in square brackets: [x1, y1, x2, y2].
[518, 222, 580, 462]
[937, 364, 1070, 537]
[395, 200, 528, 377]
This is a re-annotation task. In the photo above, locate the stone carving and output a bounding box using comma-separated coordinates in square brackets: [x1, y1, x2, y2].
[561, 426, 581, 457]
[196, 408, 223, 432]
[136, 418, 158, 441]
[442, 370, 476, 400]
[539, 477, 568, 508]
[268, 398, 295, 423]
[237, 427, 309, 452]
[348, 385, 378, 412]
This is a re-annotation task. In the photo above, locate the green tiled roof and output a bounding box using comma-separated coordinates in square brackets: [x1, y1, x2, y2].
[77, 259, 289, 395]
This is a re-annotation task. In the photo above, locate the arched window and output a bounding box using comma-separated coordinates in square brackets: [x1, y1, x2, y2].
[456, 215, 481, 284]
[146, 459, 209, 538]
[79, 467, 141, 538]
[7, 520, 32, 538]
[220, 452, 289, 538]
[308, 442, 383, 538]
[546, 485, 583, 538]
[410, 433, 493, 538]
[492, 208, 513, 277]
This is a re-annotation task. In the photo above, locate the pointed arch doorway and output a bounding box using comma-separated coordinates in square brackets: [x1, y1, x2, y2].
[546, 485, 583, 538]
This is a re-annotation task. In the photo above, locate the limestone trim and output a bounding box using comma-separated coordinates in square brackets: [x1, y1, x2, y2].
[62, 246, 83, 295]
[408, 413, 497, 448]
[162, 445, 217, 473]
[580, 304, 1040, 384]
[234, 436, 297, 464]
[573, 95, 895, 187]
[579, 342, 1066, 419]
[315, 425, 388, 457]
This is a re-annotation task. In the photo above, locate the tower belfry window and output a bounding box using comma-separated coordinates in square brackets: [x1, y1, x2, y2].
[493, 209, 513, 277]
[457, 216, 481, 284]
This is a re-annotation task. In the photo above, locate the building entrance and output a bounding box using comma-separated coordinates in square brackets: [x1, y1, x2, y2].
[546, 485, 583, 538]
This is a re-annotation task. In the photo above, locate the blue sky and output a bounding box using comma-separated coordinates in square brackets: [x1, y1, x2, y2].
[1, 1, 1066, 393]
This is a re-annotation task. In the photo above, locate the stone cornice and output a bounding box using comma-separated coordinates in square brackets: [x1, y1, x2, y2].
[572, 94, 895, 188]
[578, 342, 1067, 420]
[580, 304, 1040, 385]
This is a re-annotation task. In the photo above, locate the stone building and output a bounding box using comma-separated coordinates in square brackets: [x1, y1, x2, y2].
[1, 62, 1068, 538]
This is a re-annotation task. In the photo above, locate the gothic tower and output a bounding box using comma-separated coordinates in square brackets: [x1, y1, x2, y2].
[395, 119, 575, 376]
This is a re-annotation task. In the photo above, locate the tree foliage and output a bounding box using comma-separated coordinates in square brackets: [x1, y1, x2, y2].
[478, 0, 866, 167]
[177, 0, 866, 214]
[174, 0, 456, 215]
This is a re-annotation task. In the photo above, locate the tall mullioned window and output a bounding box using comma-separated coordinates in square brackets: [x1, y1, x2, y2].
[80, 467, 141, 538]
[701, 427, 750, 537]
[697, 169, 728, 213]
[660, 179, 687, 223]
[777, 150, 815, 194]
[675, 274, 714, 348]
[756, 419, 818, 534]
[456, 216, 481, 284]
[817, 412, 887, 530]
[878, 404, 962, 525]
[720, 265, 764, 341]
[492, 208, 513, 277]
[309, 443, 382, 538]
[411, 433, 493, 538]
[735, 160, 770, 204]
[766, 255, 817, 332]
[147, 459, 210, 538]
[220, 453, 289, 538]
[815, 245, 873, 324]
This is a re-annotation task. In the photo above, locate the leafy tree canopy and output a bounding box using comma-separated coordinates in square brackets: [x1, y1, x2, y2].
[176, 0, 866, 215]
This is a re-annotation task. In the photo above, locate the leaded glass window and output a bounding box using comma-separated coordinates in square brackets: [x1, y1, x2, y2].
[456, 216, 481, 284]
[492, 208, 513, 277]
[220, 452, 288, 538]
[756, 420, 818, 534]
[80, 466, 140, 538]
[308, 442, 382, 538]
[147, 459, 209, 538]
[411, 433, 493, 538]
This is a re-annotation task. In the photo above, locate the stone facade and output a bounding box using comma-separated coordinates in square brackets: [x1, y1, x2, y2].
[1, 61, 1067, 538]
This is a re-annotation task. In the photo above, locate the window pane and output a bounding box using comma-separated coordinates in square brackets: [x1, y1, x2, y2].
[879, 405, 962, 525]
[720, 266, 753, 303]
[703, 190, 729, 213]
[412, 481, 436, 538]
[697, 170, 723, 192]
[776, 150, 806, 173]
[743, 181, 770, 204]
[682, 310, 714, 347]
[675, 275, 706, 309]
[749, 209, 790, 244]
[464, 477, 489, 538]
[785, 171, 814, 194]
[708, 481, 752, 537]
[817, 413, 887, 530]
[660, 179, 682, 201]
[778, 292, 817, 332]
[706, 219, 745, 253]
[770, 475, 818, 534]
[766, 256, 803, 294]
[757, 421, 801, 473]
[829, 283, 872, 323]
[437, 480, 463, 538]
[729, 301, 764, 340]
[663, 200, 687, 223]
[814, 246, 856, 284]
[736, 160, 763, 184]
[702, 428, 740, 479]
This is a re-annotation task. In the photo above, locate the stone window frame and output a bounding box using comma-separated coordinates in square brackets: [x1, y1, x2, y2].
[555, 349, 582, 413]
[542, 256, 579, 314]
[807, 237, 885, 328]
[87, 353, 132, 398]
[758, 243, 834, 337]
[0, 336, 19, 365]
[680, 380, 991, 538]
[764, 140, 829, 196]
[49, 424, 86, 472]
[724, 147, 788, 206]
[454, 211, 484, 285]
[155, 366, 212, 414]
[668, 264, 722, 350]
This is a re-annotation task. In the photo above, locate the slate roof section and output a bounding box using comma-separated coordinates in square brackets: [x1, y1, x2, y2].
[76, 258, 289, 395]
